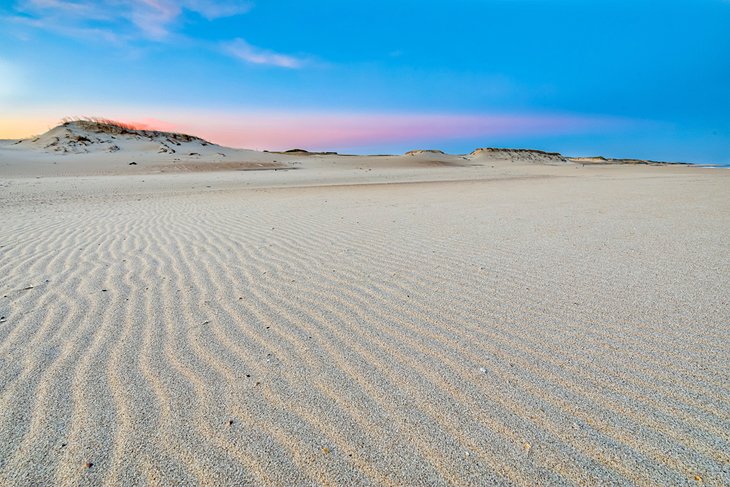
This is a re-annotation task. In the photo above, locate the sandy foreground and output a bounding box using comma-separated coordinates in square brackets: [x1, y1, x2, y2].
[0, 148, 728, 485]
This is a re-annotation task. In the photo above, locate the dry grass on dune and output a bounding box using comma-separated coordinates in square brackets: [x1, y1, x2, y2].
[58, 116, 210, 144]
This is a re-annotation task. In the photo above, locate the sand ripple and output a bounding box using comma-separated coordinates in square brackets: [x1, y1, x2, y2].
[1, 172, 728, 485]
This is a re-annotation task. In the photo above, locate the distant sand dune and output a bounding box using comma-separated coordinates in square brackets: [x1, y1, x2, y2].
[469, 148, 567, 164]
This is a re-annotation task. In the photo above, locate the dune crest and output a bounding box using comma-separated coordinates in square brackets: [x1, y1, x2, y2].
[17, 120, 215, 155]
[404, 149, 446, 156]
[469, 148, 568, 164]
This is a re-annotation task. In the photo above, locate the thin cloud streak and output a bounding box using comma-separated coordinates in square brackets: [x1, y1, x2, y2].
[223, 38, 306, 68]
[8, 0, 252, 40]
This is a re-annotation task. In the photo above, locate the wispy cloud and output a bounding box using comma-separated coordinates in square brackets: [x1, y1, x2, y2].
[8, 0, 253, 40]
[223, 38, 306, 69]
[183, 0, 253, 20]
[7, 2, 309, 70]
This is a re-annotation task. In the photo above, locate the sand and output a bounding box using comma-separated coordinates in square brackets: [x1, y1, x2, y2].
[0, 137, 729, 485]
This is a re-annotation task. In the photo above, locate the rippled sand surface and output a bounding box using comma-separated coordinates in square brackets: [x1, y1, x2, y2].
[1, 164, 728, 485]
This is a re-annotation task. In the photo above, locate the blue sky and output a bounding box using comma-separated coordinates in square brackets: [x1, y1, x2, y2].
[1, 0, 728, 163]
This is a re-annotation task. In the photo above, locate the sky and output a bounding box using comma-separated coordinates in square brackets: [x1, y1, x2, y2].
[1, 0, 729, 163]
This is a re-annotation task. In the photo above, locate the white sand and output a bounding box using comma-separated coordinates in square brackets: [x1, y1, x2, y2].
[0, 132, 729, 485]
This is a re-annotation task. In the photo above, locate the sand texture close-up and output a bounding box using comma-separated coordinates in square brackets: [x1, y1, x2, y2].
[0, 125, 728, 485]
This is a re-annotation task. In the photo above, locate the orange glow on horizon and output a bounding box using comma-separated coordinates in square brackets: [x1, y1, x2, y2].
[0, 117, 59, 139]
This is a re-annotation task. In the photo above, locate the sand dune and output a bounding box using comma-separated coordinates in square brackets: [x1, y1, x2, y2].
[16, 120, 212, 154]
[469, 148, 568, 164]
[0, 129, 728, 485]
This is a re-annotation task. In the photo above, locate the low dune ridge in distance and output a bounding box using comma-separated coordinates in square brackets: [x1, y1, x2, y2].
[568, 156, 693, 166]
[404, 149, 446, 156]
[1, 121, 728, 485]
[469, 148, 568, 164]
[274, 149, 340, 156]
